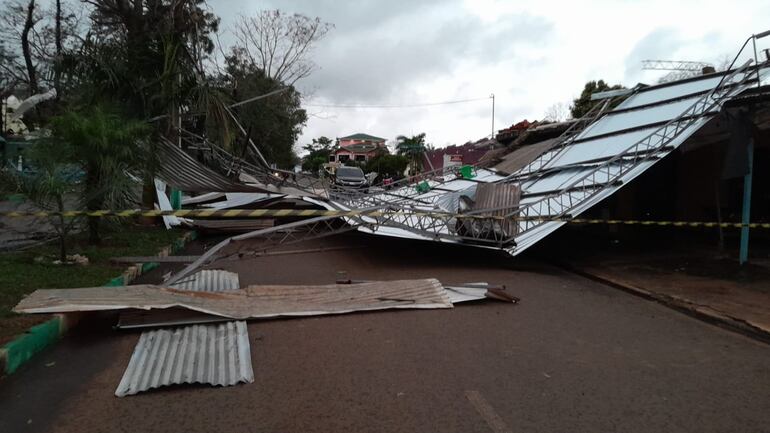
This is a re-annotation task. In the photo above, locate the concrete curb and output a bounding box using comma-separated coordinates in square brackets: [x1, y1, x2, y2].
[1, 230, 198, 375]
[563, 264, 770, 344]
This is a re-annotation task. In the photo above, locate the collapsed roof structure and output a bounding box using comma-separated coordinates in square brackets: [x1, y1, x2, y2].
[153, 49, 769, 283]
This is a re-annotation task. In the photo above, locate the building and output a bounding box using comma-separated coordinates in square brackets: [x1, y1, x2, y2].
[330, 133, 388, 163]
[423, 140, 491, 172]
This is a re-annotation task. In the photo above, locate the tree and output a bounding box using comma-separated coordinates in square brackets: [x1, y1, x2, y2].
[0, 0, 80, 96]
[365, 153, 409, 180]
[78, 0, 220, 120]
[50, 106, 150, 244]
[396, 133, 428, 174]
[73, 0, 223, 217]
[301, 136, 332, 173]
[0, 140, 79, 261]
[233, 10, 333, 85]
[570, 80, 624, 119]
[218, 50, 307, 168]
[543, 102, 569, 122]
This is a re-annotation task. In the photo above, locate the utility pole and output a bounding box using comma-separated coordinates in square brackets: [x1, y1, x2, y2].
[490, 93, 495, 141]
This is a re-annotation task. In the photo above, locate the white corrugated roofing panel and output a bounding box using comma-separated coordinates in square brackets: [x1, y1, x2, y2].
[116, 270, 252, 396]
[115, 321, 253, 397]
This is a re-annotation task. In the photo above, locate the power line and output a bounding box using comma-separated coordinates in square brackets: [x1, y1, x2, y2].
[303, 96, 492, 109]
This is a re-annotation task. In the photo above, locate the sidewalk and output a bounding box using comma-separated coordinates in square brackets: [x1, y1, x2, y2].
[571, 252, 770, 340]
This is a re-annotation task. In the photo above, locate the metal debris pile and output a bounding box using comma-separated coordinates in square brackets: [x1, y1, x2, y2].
[14, 271, 518, 397]
[151, 62, 768, 262]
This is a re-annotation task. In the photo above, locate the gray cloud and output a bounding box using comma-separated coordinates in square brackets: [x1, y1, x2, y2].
[211, 0, 553, 103]
[304, 10, 553, 103]
[623, 27, 683, 83]
[623, 28, 730, 84]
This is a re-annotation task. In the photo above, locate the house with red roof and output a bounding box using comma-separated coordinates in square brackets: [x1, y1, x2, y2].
[329, 133, 388, 163]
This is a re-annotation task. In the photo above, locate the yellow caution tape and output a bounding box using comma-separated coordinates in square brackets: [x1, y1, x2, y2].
[0, 209, 768, 228]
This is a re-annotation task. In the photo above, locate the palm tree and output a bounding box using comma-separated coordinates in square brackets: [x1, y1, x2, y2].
[396, 133, 428, 175]
[0, 140, 79, 261]
[50, 106, 150, 244]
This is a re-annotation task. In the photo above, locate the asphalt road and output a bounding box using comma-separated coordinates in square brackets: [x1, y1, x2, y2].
[1, 233, 769, 433]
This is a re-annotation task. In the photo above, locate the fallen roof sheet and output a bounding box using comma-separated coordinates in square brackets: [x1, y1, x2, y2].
[507, 65, 770, 255]
[201, 192, 283, 210]
[443, 283, 519, 303]
[493, 138, 559, 174]
[181, 192, 226, 205]
[115, 321, 253, 397]
[167, 269, 241, 292]
[157, 138, 269, 193]
[154, 178, 185, 229]
[185, 218, 275, 233]
[117, 270, 240, 330]
[15, 279, 453, 318]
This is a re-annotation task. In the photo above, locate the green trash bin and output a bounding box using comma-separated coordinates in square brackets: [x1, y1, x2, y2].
[416, 181, 430, 193]
[460, 165, 475, 179]
[170, 188, 182, 210]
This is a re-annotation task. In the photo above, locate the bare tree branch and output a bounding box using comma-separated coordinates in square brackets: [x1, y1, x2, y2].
[21, 0, 39, 95]
[233, 10, 332, 85]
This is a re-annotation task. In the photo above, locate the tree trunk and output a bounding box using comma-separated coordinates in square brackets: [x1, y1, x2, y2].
[21, 0, 38, 97]
[54, 0, 62, 97]
[140, 176, 156, 226]
[86, 167, 101, 244]
[56, 195, 67, 261]
[88, 216, 100, 245]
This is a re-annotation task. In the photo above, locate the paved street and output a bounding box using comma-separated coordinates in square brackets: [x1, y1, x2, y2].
[1, 233, 769, 433]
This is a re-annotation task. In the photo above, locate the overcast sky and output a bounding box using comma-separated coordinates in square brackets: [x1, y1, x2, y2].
[210, 0, 770, 151]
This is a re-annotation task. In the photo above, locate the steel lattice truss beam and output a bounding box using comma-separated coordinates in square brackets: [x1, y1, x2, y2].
[167, 215, 367, 284]
[505, 99, 612, 181]
[642, 60, 714, 71]
[502, 60, 757, 243]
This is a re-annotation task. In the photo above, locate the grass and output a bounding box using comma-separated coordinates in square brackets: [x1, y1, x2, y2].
[0, 224, 185, 344]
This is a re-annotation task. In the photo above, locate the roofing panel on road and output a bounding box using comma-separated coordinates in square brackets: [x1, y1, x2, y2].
[169, 269, 241, 292]
[115, 321, 253, 397]
[16, 279, 454, 318]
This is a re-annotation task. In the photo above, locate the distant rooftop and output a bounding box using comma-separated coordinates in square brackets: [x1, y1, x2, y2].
[339, 133, 386, 142]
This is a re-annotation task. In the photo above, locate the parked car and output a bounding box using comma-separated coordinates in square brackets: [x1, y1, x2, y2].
[333, 166, 368, 191]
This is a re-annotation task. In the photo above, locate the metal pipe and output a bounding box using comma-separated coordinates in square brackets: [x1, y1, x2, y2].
[739, 138, 754, 265]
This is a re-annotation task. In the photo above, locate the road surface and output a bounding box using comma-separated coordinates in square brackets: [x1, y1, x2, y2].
[1, 233, 769, 432]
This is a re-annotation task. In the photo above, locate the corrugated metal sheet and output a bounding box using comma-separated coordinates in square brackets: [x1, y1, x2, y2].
[157, 138, 268, 193]
[116, 270, 252, 397]
[168, 269, 241, 292]
[115, 321, 253, 397]
[116, 270, 241, 329]
[15, 279, 453, 318]
[202, 192, 283, 210]
[461, 183, 521, 238]
[493, 138, 559, 174]
[187, 219, 275, 233]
